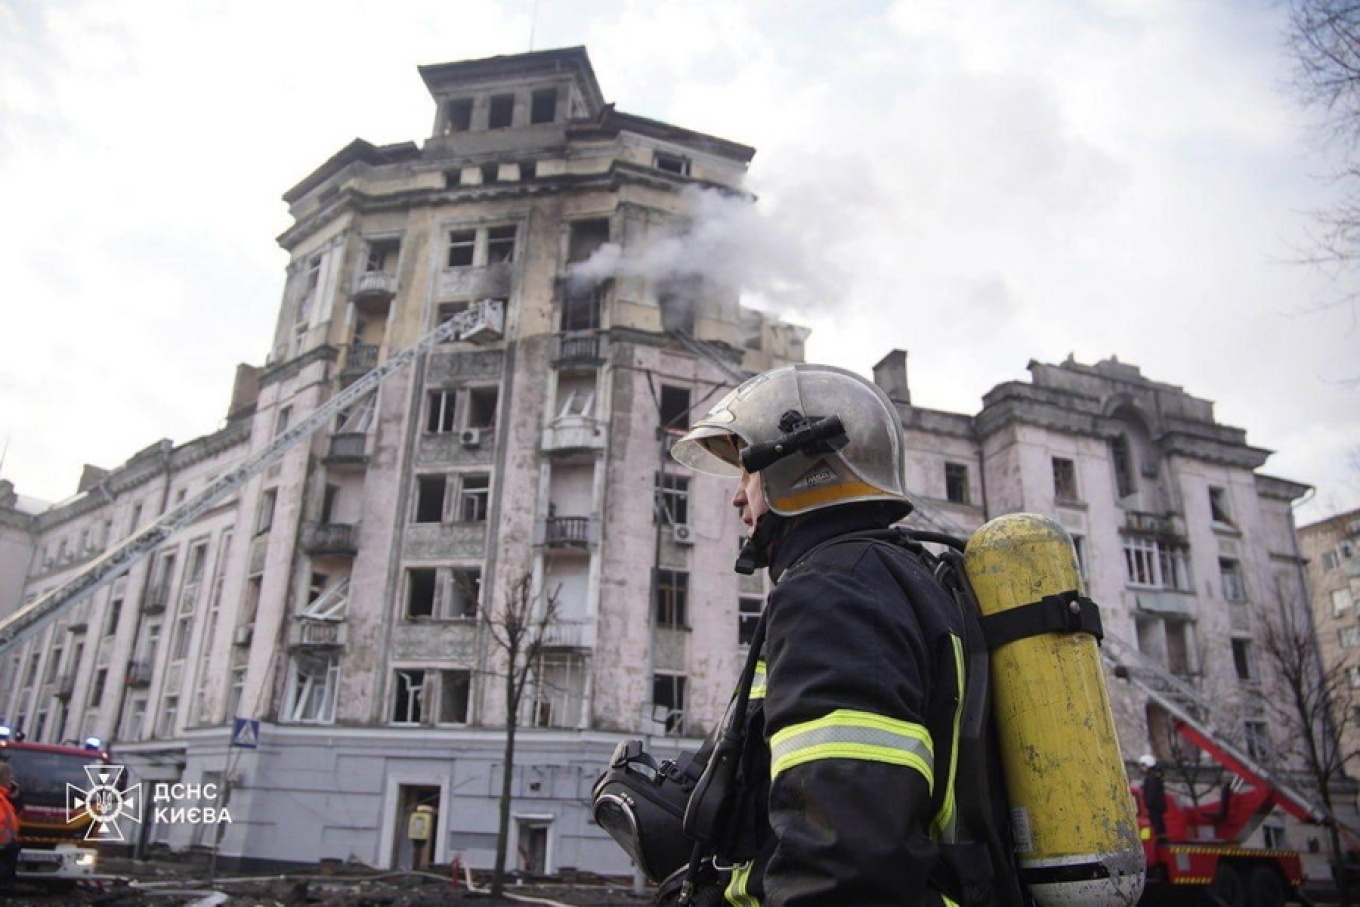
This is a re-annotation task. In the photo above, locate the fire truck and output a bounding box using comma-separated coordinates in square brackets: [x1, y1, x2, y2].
[1, 726, 111, 881]
[1133, 720, 1307, 907]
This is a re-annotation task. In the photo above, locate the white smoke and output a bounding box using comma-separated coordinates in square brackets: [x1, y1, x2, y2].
[565, 185, 848, 315]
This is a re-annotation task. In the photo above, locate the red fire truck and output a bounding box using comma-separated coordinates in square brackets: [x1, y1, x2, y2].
[1, 726, 113, 881]
[1135, 722, 1310, 907]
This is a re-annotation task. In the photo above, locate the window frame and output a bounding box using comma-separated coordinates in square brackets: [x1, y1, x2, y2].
[944, 462, 970, 504]
[1052, 456, 1079, 502]
[656, 570, 689, 629]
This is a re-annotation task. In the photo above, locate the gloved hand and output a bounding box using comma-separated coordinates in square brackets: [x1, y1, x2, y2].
[653, 861, 729, 907]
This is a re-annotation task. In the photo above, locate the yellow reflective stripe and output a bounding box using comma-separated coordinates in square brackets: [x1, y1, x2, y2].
[769, 709, 933, 787]
[931, 633, 964, 843]
[750, 660, 767, 701]
[942, 896, 960, 907]
[725, 861, 759, 906]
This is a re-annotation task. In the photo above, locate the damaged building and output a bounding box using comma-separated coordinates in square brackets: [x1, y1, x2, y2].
[0, 47, 1330, 875]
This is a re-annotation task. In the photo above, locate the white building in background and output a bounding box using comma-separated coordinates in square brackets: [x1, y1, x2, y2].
[0, 47, 1334, 874]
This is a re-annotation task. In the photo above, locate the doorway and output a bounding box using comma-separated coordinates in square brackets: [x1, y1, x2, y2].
[392, 784, 441, 870]
[516, 818, 550, 875]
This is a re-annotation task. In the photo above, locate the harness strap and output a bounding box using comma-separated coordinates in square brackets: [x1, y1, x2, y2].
[979, 590, 1103, 650]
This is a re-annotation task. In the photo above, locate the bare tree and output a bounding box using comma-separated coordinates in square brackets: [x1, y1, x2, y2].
[1253, 582, 1360, 899]
[1288, 1, 1360, 286]
[481, 571, 560, 898]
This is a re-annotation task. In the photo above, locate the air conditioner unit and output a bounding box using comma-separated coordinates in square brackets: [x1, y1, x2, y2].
[233, 625, 254, 647]
[671, 523, 695, 545]
[459, 428, 482, 448]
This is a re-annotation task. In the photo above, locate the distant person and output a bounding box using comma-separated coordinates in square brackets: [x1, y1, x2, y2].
[1139, 754, 1167, 842]
[0, 762, 21, 891]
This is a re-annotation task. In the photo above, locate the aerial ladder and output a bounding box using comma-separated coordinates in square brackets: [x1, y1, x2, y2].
[0, 299, 507, 657]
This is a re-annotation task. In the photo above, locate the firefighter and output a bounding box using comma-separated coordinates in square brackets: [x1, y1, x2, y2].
[0, 762, 19, 891]
[407, 803, 436, 871]
[1138, 755, 1168, 843]
[667, 363, 968, 906]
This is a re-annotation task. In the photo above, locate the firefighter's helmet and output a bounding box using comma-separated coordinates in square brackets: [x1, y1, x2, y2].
[1138, 754, 1157, 769]
[670, 363, 909, 517]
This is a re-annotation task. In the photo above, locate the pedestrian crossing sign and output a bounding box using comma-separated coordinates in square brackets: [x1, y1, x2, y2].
[231, 718, 260, 749]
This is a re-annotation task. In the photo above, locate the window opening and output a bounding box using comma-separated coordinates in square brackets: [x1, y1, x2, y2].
[1209, 486, 1235, 527]
[1219, 558, 1247, 602]
[255, 489, 277, 535]
[480, 163, 499, 185]
[520, 161, 537, 180]
[415, 476, 447, 523]
[1231, 638, 1256, 682]
[392, 670, 426, 723]
[444, 169, 462, 189]
[655, 473, 690, 525]
[652, 673, 687, 735]
[1334, 587, 1355, 616]
[437, 301, 470, 326]
[568, 219, 611, 263]
[487, 225, 517, 263]
[445, 98, 473, 132]
[447, 230, 476, 268]
[1053, 457, 1079, 502]
[945, 463, 970, 504]
[656, 570, 689, 628]
[283, 654, 339, 723]
[530, 88, 557, 124]
[438, 670, 471, 724]
[449, 569, 481, 618]
[1110, 434, 1135, 497]
[459, 475, 490, 522]
[488, 94, 514, 128]
[407, 569, 437, 618]
[659, 386, 691, 433]
[654, 152, 690, 175]
[427, 390, 458, 434]
[467, 387, 499, 429]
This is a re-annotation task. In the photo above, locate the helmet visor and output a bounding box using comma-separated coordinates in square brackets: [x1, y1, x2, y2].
[670, 425, 744, 476]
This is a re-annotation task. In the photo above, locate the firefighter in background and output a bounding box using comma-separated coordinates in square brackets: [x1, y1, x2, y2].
[0, 762, 19, 891]
[407, 804, 436, 871]
[1139, 755, 1168, 842]
[668, 363, 969, 906]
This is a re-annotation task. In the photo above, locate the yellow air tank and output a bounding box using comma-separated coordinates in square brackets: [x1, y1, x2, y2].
[964, 513, 1144, 907]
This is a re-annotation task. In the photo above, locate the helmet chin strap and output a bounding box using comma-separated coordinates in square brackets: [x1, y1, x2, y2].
[735, 511, 785, 575]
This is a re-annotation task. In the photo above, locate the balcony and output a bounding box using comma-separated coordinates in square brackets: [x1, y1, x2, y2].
[288, 617, 348, 649]
[55, 673, 77, 700]
[553, 331, 604, 366]
[539, 619, 590, 649]
[341, 343, 379, 378]
[303, 522, 359, 556]
[352, 270, 397, 303]
[1125, 510, 1180, 539]
[126, 659, 153, 687]
[323, 432, 370, 467]
[142, 584, 168, 614]
[542, 416, 605, 454]
[542, 516, 594, 548]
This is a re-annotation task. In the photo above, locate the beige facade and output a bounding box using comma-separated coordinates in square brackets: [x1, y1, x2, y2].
[1300, 509, 1360, 762]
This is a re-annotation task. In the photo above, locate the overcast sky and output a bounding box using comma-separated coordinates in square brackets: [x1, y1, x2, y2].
[2, 0, 1357, 525]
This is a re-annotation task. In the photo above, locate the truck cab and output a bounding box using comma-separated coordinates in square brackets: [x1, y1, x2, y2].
[0, 725, 111, 881]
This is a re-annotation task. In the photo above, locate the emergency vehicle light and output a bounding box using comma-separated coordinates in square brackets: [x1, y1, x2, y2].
[83, 735, 103, 751]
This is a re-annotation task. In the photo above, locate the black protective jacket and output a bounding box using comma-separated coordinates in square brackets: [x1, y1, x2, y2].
[721, 504, 967, 907]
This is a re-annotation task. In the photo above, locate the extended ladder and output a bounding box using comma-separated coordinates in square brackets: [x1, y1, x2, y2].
[1102, 632, 1358, 838]
[0, 300, 506, 655]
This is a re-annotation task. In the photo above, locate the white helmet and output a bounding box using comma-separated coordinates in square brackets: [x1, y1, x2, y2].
[1138, 754, 1157, 769]
[670, 363, 909, 517]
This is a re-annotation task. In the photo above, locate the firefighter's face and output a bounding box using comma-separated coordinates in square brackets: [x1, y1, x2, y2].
[731, 469, 769, 529]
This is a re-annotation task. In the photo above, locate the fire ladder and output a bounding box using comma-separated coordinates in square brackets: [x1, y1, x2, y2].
[1101, 632, 1360, 842]
[0, 299, 507, 656]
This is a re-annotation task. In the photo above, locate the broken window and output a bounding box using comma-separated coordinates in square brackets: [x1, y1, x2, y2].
[654, 152, 690, 176]
[527, 653, 587, 728]
[530, 88, 557, 124]
[519, 161, 537, 180]
[445, 98, 473, 132]
[449, 569, 481, 618]
[444, 169, 462, 189]
[427, 390, 458, 434]
[1123, 537, 1191, 591]
[105, 593, 123, 637]
[659, 385, 691, 434]
[654, 473, 690, 525]
[459, 475, 490, 522]
[90, 668, 107, 706]
[1244, 720, 1271, 762]
[945, 463, 970, 504]
[438, 670, 471, 724]
[275, 406, 292, 438]
[657, 275, 700, 333]
[487, 225, 517, 263]
[1052, 457, 1079, 502]
[467, 386, 499, 429]
[254, 489, 277, 535]
[1231, 638, 1256, 682]
[568, 218, 610, 263]
[652, 673, 687, 735]
[437, 301, 469, 326]
[365, 238, 400, 273]
[739, 597, 763, 647]
[1219, 558, 1247, 602]
[447, 229, 476, 268]
[406, 569, 438, 618]
[392, 669, 426, 724]
[561, 282, 603, 332]
[283, 654, 339, 724]
[488, 94, 515, 128]
[1071, 534, 1088, 579]
[656, 570, 688, 629]
[480, 163, 499, 185]
[415, 476, 447, 523]
[1209, 486, 1235, 527]
[1110, 434, 1135, 498]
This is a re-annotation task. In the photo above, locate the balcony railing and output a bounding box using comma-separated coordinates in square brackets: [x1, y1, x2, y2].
[341, 343, 379, 377]
[539, 619, 589, 649]
[553, 331, 603, 365]
[324, 432, 369, 465]
[303, 522, 359, 556]
[1125, 510, 1176, 538]
[352, 270, 397, 301]
[126, 659, 154, 687]
[289, 617, 348, 648]
[544, 516, 591, 547]
[142, 584, 168, 614]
